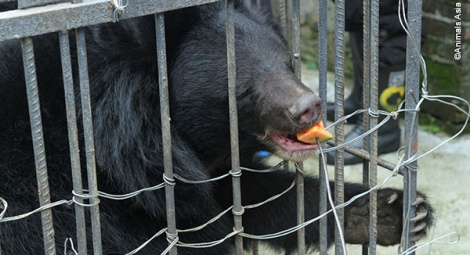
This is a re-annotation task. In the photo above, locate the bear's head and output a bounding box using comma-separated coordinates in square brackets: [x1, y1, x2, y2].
[170, 5, 322, 167]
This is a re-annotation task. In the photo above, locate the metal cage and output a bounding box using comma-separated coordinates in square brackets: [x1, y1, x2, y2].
[0, 0, 424, 254]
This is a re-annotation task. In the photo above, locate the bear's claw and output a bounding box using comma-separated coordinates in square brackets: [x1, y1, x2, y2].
[412, 196, 425, 206]
[387, 192, 399, 204]
[410, 209, 428, 222]
[410, 222, 427, 233]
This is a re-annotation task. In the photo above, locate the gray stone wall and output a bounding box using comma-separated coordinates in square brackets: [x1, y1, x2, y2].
[422, 0, 469, 99]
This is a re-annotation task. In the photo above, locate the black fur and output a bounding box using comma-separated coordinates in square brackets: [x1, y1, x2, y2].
[0, 3, 432, 254]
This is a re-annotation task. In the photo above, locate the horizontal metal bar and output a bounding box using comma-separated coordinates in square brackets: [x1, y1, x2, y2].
[18, 0, 63, 9]
[0, 0, 219, 41]
[326, 141, 401, 174]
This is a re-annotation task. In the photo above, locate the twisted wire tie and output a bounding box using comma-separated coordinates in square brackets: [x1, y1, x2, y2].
[71, 190, 100, 207]
[163, 174, 176, 186]
[232, 206, 245, 216]
[229, 169, 242, 177]
[112, 0, 128, 22]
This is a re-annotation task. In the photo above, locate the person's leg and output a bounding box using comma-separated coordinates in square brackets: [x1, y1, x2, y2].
[326, 64, 404, 165]
[327, 32, 364, 123]
[327, 26, 409, 164]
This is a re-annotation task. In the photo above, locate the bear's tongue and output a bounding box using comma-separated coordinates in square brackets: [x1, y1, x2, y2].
[271, 133, 318, 154]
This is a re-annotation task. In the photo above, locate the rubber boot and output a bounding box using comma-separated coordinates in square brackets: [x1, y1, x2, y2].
[327, 65, 405, 165]
[327, 33, 364, 124]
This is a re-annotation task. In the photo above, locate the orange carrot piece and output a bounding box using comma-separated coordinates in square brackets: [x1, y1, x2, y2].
[296, 121, 334, 144]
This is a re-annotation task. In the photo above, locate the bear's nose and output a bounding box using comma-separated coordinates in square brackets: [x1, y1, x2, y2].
[288, 94, 322, 124]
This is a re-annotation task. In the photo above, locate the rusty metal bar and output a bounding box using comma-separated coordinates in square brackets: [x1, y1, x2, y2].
[295, 162, 305, 255]
[277, 0, 287, 38]
[318, 0, 329, 253]
[289, 0, 305, 253]
[155, 12, 178, 255]
[18, 0, 61, 9]
[75, 27, 103, 255]
[58, 30, 87, 255]
[327, 141, 400, 174]
[367, 0, 380, 253]
[361, 0, 372, 253]
[333, 0, 346, 253]
[402, 0, 423, 253]
[0, 0, 220, 42]
[21, 36, 57, 255]
[225, 1, 243, 254]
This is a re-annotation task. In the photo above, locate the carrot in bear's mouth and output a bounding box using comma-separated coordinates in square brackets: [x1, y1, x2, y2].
[296, 120, 334, 144]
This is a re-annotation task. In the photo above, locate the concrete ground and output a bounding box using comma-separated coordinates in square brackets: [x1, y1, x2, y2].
[257, 68, 470, 254]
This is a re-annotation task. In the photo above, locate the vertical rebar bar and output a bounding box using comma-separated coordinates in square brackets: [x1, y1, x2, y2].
[295, 162, 305, 255]
[361, 1, 372, 253]
[58, 30, 87, 255]
[155, 13, 178, 255]
[69, 0, 88, 254]
[333, 0, 346, 254]
[367, 0, 380, 253]
[289, 0, 305, 253]
[290, 0, 301, 95]
[75, 28, 103, 255]
[278, 0, 287, 38]
[225, 1, 244, 254]
[318, 0, 329, 253]
[402, 0, 423, 253]
[21, 37, 57, 255]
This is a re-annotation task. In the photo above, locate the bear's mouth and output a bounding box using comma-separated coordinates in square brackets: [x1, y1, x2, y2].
[260, 131, 319, 161]
[270, 133, 319, 154]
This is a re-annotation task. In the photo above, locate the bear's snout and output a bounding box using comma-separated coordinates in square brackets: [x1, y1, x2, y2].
[288, 94, 322, 125]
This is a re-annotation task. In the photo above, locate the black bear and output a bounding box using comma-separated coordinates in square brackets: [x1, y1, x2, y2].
[0, 2, 432, 254]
